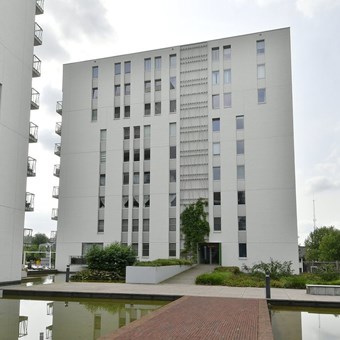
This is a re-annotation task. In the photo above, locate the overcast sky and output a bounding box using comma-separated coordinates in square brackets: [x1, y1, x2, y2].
[26, 0, 340, 245]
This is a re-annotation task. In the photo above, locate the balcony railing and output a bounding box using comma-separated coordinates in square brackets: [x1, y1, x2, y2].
[25, 192, 35, 212]
[54, 143, 61, 156]
[70, 256, 87, 265]
[53, 164, 60, 178]
[27, 157, 37, 177]
[34, 22, 43, 46]
[50, 231, 57, 243]
[36, 0, 44, 14]
[52, 186, 59, 199]
[31, 88, 40, 110]
[32, 55, 41, 77]
[56, 101, 62, 115]
[55, 122, 62, 136]
[51, 208, 58, 220]
[23, 228, 33, 245]
[29, 122, 38, 143]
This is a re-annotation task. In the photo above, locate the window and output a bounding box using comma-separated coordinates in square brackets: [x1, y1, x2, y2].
[144, 103, 151, 116]
[144, 195, 150, 208]
[124, 61, 131, 74]
[91, 109, 97, 121]
[258, 88, 266, 104]
[98, 220, 104, 233]
[122, 196, 129, 208]
[155, 56, 161, 70]
[92, 66, 98, 78]
[114, 63, 121, 75]
[132, 243, 138, 255]
[239, 243, 247, 258]
[223, 45, 231, 60]
[100, 129, 107, 141]
[124, 105, 130, 118]
[125, 83, 131, 95]
[144, 171, 150, 184]
[257, 64, 265, 79]
[123, 150, 129, 162]
[213, 166, 220, 180]
[155, 102, 161, 115]
[170, 100, 176, 113]
[144, 58, 151, 72]
[238, 216, 246, 231]
[212, 47, 219, 62]
[133, 172, 139, 184]
[114, 85, 120, 96]
[169, 218, 176, 231]
[238, 191, 245, 205]
[124, 127, 130, 140]
[224, 69, 231, 84]
[212, 94, 220, 109]
[213, 142, 220, 155]
[134, 149, 140, 162]
[144, 125, 151, 138]
[133, 195, 139, 207]
[236, 116, 244, 130]
[132, 219, 139, 232]
[134, 126, 140, 139]
[99, 196, 105, 208]
[100, 151, 106, 163]
[144, 81, 151, 93]
[82, 243, 103, 255]
[143, 219, 150, 231]
[169, 194, 176, 207]
[169, 243, 176, 257]
[100, 174, 106, 186]
[256, 39, 265, 54]
[170, 169, 176, 182]
[114, 107, 120, 119]
[144, 148, 150, 160]
[170, 54, 176, 68]
[169, 123, 176, 137]
[142, 243, 149, 257]
[212, 118, 220, 132]
[123, 172, 129, 185]
[170, 146, 176, 159]
[170, 76, 176, 90]
[214, 192, 221, 205]
[214, 217, 221, 231]
[237, 165, 245, 180]
[155, 79, 161, 91]
[237, 140, 244, 154]
[122, 219, 128, 232]
[92, 88, 98, 99]
[224, 92, 232, 108]
[212, 71, 219, 85]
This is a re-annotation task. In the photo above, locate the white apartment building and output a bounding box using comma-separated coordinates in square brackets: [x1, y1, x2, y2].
[55, 28, 299, 272]
[0, 0, 43, 285]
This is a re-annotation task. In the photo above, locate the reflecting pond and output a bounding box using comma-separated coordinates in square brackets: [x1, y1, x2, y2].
[271, 307, 340, 340]
[0, 296, 167, 339]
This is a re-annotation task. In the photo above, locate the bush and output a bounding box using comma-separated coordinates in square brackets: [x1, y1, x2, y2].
[135, 258, 193, 267]
[196, 272, 228, 285]
[280, 275, 307, 289]
[214, 266, 240, 274]
[70, 269, 123, 282]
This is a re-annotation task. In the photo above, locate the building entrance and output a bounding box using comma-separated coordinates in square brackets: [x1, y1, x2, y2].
[198, 243, 220, 265]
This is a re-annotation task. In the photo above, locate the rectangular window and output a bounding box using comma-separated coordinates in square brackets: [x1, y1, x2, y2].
[223, 45, 231, 60]
[100, 174, 106, 186]
[170, 100, 176, 113]
[132, 243, 138, 255]
[224, 92, 232, 108]
[99, 196, 105, 208]
[114, 63, 121, 75]
[214, 217, 221, 231]
[144, 58, 151, 72]
[122, 219, 128, 232]
[239, 243, 247, 258]
[133, 172, 139, 184]
[144, 171, 150, 184]
[169, 123, 176, 137]
[155, 79, 161, 91]
[212, 94, 220, 109]
[237, 140, 244, 155]
[98, 220, 104, 233]
[236, 116, 244, 130]
[170, 54, 176, 68]
[213, 142, 220, 155]
[100, 151, 106, 163]
[237, 165, 245, 180]
[133, 195, 139, 207]
[212, 71, 219, 85]
[144, 125, 151, 138]
[125, 83, 131, 95]
[124, 127, 130, 140]
[92, 88, 98, 99]
[132, 219, 139, 232]
[155, 102, 161, 115]
[144, 80, 151, 93]
[123, 172, 129, 185]
[169, 243, 176, 257]
[238, 191, 245, 205]
[91, 109, 98, 121]
[134, 149, 140, 162]
[124, 105, 130, 118]
[170, 146, 176, 159]
[122, 196, 129, 208]
[114, 107, 120, 119]
[256, 40, 265, 54]
[155, 56, 161, 70]
[82, 243, 103, 256]
[212, 118, 220, 132]
[124, 61, 131, 74]
[224, 69, 231, 84]
[114, 85, 120, 96]
[238, 216, 246, 231]
[123, 150, 129, 162]
[92, 66, 98, 78]
[144, 148, 150, 160]
[257, 64, 265, 79]
[258, 88, 266, 104]
[169, 194, 176, 207]
[134, 126, 140, 139]
[170, 169, 176, 182]
[169, 218, 176, 231]
[143, 219, 150, 231]
[214, 192, 221, 206]
[144, 195, 150, 208]
[212, 47, 219, 62]
[145, 103, 151, 116]
[213, 166, 221, 181]
[100, 129, 107, 141]
[142, 243, 149, 257]
[170, 76, 176, 90]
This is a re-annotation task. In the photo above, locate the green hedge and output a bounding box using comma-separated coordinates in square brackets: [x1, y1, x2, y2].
[70, 269, 123, 282]
[135, 258, 193, 267]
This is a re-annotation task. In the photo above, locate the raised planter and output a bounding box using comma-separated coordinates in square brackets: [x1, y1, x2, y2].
[126, 265, 192, 284]
[306, 284, 340, 296]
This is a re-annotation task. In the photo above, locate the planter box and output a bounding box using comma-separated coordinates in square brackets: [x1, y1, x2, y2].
[126, 265, 192, 284]
[306, 284, 340, 296]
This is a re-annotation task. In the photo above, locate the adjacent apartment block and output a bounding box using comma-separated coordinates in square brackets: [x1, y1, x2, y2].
[0, 0, 44, 284]
[55, 28, 299, 272]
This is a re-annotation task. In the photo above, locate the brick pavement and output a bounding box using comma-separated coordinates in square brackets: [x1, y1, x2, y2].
[100, 296, 273, 340]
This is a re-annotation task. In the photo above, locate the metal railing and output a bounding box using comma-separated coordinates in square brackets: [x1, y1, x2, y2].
[53, 164, 60, 177]
[29, 122, 38, 142]
[56, 101, 62, 115]
[55, 122, 62, 135]
[32, 55, 41, 77]
[27, 156, 37, 176]
[25, 193, 35, 212]
[34, 22, 43, 46]
[31, 88, 40, 109]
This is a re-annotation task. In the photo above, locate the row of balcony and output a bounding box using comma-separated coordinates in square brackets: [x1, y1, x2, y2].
[23, 228, 57, 246]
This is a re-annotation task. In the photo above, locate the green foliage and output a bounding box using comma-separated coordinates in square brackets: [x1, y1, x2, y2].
[70, 269, 123, 282]
[135, 258, 193, 267]
[180, 199, 210, 261]
[31, 233, 50, 246]
[85, 242, 136, 277]
[319, 229, 340, 261]
[196, 272, 227, 285]
[24, 233, 50, 262]
[214, 266, 240, 274]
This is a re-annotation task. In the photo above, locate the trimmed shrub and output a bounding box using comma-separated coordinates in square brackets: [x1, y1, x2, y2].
[135, 258, 193, 267]
[70, 269, 123, 282]
[214, 266, 240, 274]
[196, 272, 228, 285]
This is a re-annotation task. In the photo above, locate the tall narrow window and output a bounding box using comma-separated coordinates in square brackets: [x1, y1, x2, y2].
[144, 171, 150, 184]
[122, 196, 129, 208]
[99, 197, 105, 208]
[236, 116, 244, 130]
[170, 54, 176, 68]
[257, 64, 265, 79]
[170, 146, 176, 159]
[212, 94, 220, 109]
[100, 129, 107, 141]
[100, 174, 106, 186]
[238, 191, 245, 205]
[91, 109, 98, 122]
[155, 102, 161, 115]
[155, 56, 161, 70]
[114, 107, 120, 119]
[170, 76, 176, 90]
[122, 219, 128, 231]
[124, 105, 130, 118]
[125, 83, 131, 95]
[169, 123, 176, 137]
[92, 66, 98, 78]
[98, 220, 104, 233]
[144, 148, 150, 160]
[132, 219, 139, 232]
[124, 127, 130, 140]
[169, 243, 176, 257]
[214, 217, 221, 231]
[134, 126, 140, 139]
[123, 150, 130, 162]
[142, 243, 149, 257]
[214, 192, 221, 205]
[212, 71, 219, 85]
[144, 125, 151, 138]
[114, 85, 120, 96]
[123, 172, 129, 185]
[213, 142, 220, 155]
[212, 47, 219, 62]
[223, 45, 231, 60]
[237, 140, 244, 155]
[144, 103, 151, 116]
[169, 218, 176, 231]
[170, 100, 176, 113]
[224, 92, 232, 108]
[237, 165, 245, 180]
[258, 88, 266, 104]
[238, 216, 246, 231]
[124, 61, 131, 74]
[213, 166, 221, 180]
[169, 194, 176, 207]
[92, 88, 98, 99]
[144, 81, 151, 93]
[224, 69, 231, 84]
[144, 58, 151, 72]
[134, 149, 140, 161]
[155, 79, 161, 91]
[170, 170, 176, 182]
[133, 172, 139, 184]
[100, 151, 106, 163]
[212, 118, 220, 132]
[144, 195, 150, 208]
[239, 243, 247, 257]
[143, 219, 150, 231]
[256, 40, 265, 54]
[114, 63, 121, 75]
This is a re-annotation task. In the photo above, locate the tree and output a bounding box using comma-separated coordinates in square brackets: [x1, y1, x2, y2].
[180, 198, 210, 261]
[31, 233, 50, 246]
[319, 229, 340, 261]
[24, 233, 50, 262]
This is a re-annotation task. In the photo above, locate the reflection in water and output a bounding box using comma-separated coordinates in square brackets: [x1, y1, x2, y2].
[271, 307, 340, 340]
[0, 297, 167, 340]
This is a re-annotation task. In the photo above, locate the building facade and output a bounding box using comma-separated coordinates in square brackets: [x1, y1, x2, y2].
[0, 0, 43, 284]
[55, 28, 299, 272]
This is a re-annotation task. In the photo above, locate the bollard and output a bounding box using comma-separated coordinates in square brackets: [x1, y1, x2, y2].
[265, 273, 271, 299]
[66, 264, 70, 282]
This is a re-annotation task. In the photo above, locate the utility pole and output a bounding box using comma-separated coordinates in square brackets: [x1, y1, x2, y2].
[313, 198, 317, 230]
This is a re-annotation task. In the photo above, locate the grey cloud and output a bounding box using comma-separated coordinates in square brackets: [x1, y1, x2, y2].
[39, 28, 70, 62]
[305, 176, 340, 194]
[40, 85, 62, 114]
[37, 128, 59, 152]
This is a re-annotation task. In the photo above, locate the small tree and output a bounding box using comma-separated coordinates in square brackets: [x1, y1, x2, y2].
[180, 198, 210, 261]
[319, 228, 340, 261]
